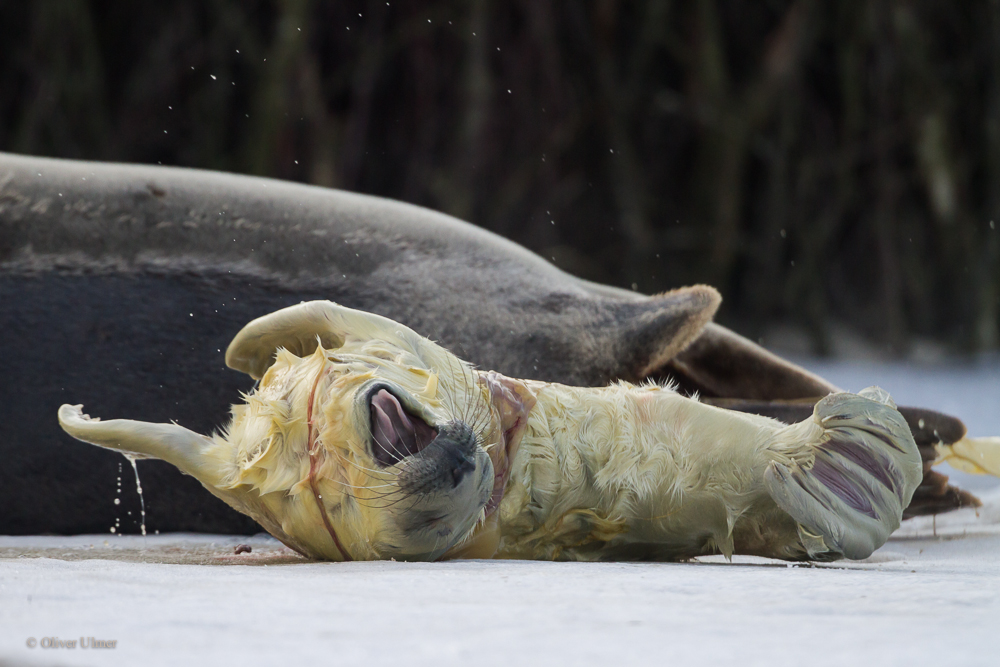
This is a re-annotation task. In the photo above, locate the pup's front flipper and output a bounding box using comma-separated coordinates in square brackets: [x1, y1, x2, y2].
[765, 388, 923, 561]
[58, 404, 224, 488]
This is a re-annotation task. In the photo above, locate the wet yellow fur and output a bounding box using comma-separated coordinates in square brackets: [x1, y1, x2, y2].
[494, 381, 821, 561]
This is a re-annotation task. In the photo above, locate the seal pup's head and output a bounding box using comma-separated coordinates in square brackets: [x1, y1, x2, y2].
[58, 301, 535, 561]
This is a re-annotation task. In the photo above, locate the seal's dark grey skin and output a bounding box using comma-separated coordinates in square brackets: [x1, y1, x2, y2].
[0, 152, 974, 534]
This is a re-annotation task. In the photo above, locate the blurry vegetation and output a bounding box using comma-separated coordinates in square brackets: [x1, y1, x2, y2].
[2, 0, 1000, 355]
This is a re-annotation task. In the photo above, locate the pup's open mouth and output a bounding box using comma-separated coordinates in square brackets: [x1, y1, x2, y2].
[369, 388, 438, 467]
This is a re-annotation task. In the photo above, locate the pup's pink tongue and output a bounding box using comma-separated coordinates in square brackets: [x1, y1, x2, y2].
[369, 389, 436, 465]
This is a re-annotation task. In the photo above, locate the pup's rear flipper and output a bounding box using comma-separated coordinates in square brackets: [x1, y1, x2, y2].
[765, 388, 923, 561]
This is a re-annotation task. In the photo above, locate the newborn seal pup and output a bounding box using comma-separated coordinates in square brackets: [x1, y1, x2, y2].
[59, 301, 932, 562]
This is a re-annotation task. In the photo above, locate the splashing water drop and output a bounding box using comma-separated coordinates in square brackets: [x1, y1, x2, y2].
[124, 455, 147, 538]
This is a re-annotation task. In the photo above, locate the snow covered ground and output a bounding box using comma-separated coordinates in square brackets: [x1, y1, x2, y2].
[2, 359, 998, 667]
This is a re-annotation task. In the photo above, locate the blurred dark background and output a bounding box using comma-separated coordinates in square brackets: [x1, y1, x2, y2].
[2, 0, 999, 356]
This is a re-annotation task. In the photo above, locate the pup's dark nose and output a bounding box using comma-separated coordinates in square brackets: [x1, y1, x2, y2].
[398, 421, 479, 493]
[440, 429, 477, 488]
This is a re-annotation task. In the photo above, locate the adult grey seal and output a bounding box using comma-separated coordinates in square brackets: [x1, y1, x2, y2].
[0, 152, 980, 534]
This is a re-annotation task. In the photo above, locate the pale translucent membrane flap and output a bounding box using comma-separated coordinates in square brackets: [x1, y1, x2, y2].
[935, 436, 1000, 477]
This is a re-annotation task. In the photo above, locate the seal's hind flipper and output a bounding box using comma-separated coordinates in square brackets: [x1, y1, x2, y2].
[708, 397, 983, 517]
[661, 323, 840, 399]
[764, 388, 923, 561]
[611, 285, 722, 381]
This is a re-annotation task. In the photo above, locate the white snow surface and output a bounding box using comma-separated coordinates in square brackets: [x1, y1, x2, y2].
[2, 359, 999, 666]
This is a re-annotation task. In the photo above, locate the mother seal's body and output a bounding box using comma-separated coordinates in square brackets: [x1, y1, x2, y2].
[0, 152, 983, 534]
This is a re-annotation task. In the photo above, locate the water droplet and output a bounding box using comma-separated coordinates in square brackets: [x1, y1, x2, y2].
[125, 455, 148, 538]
